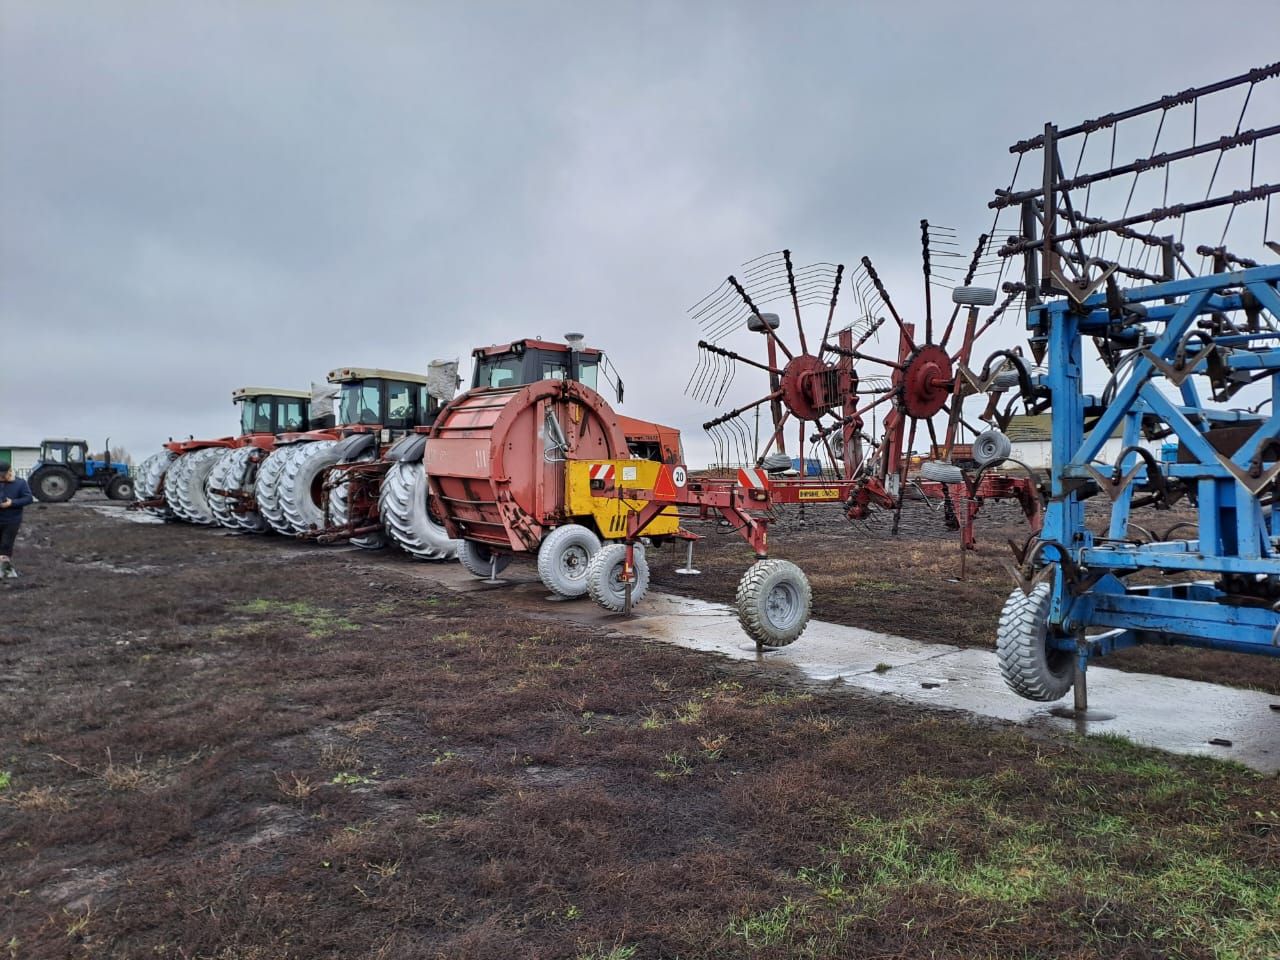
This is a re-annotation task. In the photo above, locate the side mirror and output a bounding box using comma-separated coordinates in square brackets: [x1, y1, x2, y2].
[952, 286, 998, 307]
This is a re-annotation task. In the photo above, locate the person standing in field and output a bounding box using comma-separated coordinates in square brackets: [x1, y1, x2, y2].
[0, 460, 34, 578]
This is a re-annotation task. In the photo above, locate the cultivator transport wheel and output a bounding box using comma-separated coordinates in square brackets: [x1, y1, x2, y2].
[586, 543, 650, 612]
[136, 450, 176, 518]
[208, 446, 268, 532]
[104, 474, 135, 501]
[536, 523, 601, 598]
[379, 460, 459, 561]
[329, 458, 386, 550]
[31, 466, 77, 503]
[164, 447, 224, 525]
[458, 540, 512, 579]
[735, 559, 812, 649]
[996, 583, 1073, 702]
[255, 445, 296, 534]
[279, 439, 342, 535]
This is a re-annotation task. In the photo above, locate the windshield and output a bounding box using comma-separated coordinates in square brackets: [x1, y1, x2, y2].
[240, 398, 275, 435]
[41, 443, 67, 463]
[339, 382, 383, 425]
[475, 357, 523, 390]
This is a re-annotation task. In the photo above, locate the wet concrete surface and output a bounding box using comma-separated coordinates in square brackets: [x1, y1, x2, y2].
[83, 497, 1280, 773]
[413, 561, 1280, 774]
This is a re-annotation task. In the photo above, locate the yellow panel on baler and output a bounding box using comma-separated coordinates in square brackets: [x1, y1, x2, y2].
[566, 460, 681, 539]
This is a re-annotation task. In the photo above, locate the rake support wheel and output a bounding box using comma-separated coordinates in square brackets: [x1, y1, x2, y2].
[736, 558, 812, 648]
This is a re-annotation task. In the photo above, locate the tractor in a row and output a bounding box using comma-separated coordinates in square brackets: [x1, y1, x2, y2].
[29, 439, 134, 503]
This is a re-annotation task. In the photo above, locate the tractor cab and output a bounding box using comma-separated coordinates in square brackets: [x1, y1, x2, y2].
[328, 368, 438, 437]
[470, 334, 625, 404]
[39, 438, 90, 471]
[233, 388, 312, 437]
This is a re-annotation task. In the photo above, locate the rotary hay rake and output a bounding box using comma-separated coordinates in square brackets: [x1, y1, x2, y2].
[989, 61, 1280, 714]
[685, 235, 1043, 552]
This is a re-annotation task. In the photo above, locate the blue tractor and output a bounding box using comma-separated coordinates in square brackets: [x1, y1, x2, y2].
[29, 438, 135, 503]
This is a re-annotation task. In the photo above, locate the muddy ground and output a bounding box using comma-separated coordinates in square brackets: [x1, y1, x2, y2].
[2, 501, 1278, 959]
[648, 499, 1280, 697]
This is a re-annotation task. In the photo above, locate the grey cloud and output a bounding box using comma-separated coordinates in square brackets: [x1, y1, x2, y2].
[3, 0, 1278, 464]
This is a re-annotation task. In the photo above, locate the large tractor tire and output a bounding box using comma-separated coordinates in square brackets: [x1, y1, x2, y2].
[31, 466, 78, 503]
[379, 460, 459, 561]
[735, 558, 812, 648]
[996, 583, 1075, 702]
[207, 446, 268, 532]
[329, 460, 386, 550]
[586, 542, 650, 612]
[458, 540, 512, 579]
[136, 450, 176, 518]
[255, 446, 296, 534]
[536, 523, 601, 598]
[104, 474, 135, 501]
[164, 447, 224, 525]
[280, 439, 343, 535]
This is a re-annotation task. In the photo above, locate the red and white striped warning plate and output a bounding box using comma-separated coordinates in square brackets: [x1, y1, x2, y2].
[590, 463, 616, 483]
[737, 467, 771, 490]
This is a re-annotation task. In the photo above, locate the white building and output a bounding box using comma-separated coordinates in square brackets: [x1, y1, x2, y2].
[0, 444, 40, 476]
[1005, 414, 1160, 470]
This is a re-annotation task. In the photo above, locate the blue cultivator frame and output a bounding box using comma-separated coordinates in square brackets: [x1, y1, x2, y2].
[986, 63, 1280, 712]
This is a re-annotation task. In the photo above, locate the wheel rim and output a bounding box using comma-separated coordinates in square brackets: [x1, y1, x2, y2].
[559, 545, 590, 581]
[765, 580, 801, 629]
[43, 475, 69, 498]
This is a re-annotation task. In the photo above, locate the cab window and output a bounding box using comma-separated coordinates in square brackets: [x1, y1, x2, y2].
[385, 382, 414, 428]
[280, 400, 305, 432]
[475, 356, 523, 389]
[577, 357, 599, 390]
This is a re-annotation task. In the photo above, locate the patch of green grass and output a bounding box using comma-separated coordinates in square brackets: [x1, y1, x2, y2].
[331, 771, 377, 787]
[0, 770, 11, 791]
[783, 762, 1280, 958]
[575, 944, 636, 960]
[235, 599, 360, 638]
[872, 663, 892, 674]
[727, 898, 809, 948]
[654, 751, 693, 781]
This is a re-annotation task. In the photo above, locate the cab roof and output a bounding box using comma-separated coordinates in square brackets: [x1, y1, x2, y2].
[327, 367, 430, 385]
[472, 338, 603, 359]
[231, 387, 312, 401]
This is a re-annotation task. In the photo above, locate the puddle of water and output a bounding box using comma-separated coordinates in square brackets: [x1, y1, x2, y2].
[83, 503, 164, 525]
[413, 562, 1280, 773]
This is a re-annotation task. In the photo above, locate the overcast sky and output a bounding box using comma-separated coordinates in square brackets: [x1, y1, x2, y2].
[3, 1, 1278, 464]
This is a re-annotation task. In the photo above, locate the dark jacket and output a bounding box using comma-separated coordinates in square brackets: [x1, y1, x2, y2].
[0, 477, 34, 526]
